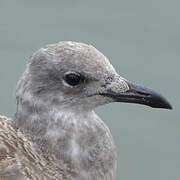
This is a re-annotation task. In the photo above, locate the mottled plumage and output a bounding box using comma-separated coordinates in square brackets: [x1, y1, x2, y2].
[0, 41, 171, 180]
[0, 116, 64, 180]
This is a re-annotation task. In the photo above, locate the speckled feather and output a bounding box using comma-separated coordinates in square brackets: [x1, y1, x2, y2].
[0, 116, 65, 180]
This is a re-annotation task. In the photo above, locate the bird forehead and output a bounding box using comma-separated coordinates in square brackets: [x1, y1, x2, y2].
[30, 41, 116, 79]
[51, 41, 116, 74]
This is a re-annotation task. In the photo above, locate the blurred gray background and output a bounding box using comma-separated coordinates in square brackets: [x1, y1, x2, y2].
[0, 0, 179, 179]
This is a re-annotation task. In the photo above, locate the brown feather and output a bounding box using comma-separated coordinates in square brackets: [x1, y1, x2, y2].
[0, 116, 65, 180]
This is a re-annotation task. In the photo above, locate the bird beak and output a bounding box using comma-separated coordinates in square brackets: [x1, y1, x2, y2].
[100, 79, 172, 109]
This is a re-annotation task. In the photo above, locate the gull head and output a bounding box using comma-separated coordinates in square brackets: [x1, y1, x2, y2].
[16, 41, 172, 112]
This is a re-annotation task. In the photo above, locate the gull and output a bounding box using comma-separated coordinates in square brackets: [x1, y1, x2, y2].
[0, 41, 172, 180]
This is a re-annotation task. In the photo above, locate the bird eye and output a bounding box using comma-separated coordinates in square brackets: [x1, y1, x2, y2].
[64, 72, 82, 86]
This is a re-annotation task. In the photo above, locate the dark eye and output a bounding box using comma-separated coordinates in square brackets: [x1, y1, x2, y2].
[64, 72, 82, 86]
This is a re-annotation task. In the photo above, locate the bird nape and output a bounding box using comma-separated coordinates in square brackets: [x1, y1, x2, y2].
[0, 41, 172, 180]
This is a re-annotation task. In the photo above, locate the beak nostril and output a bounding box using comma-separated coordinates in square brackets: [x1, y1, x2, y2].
[105, 76, 114, 84]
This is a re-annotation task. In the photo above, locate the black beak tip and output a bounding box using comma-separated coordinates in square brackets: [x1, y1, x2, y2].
[151, 95, 173, 110]
[127, 82, 173, 110]
[162, 100, 173, 110]
[165, 103, 173, 110]
[153, 101, 173, 110]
